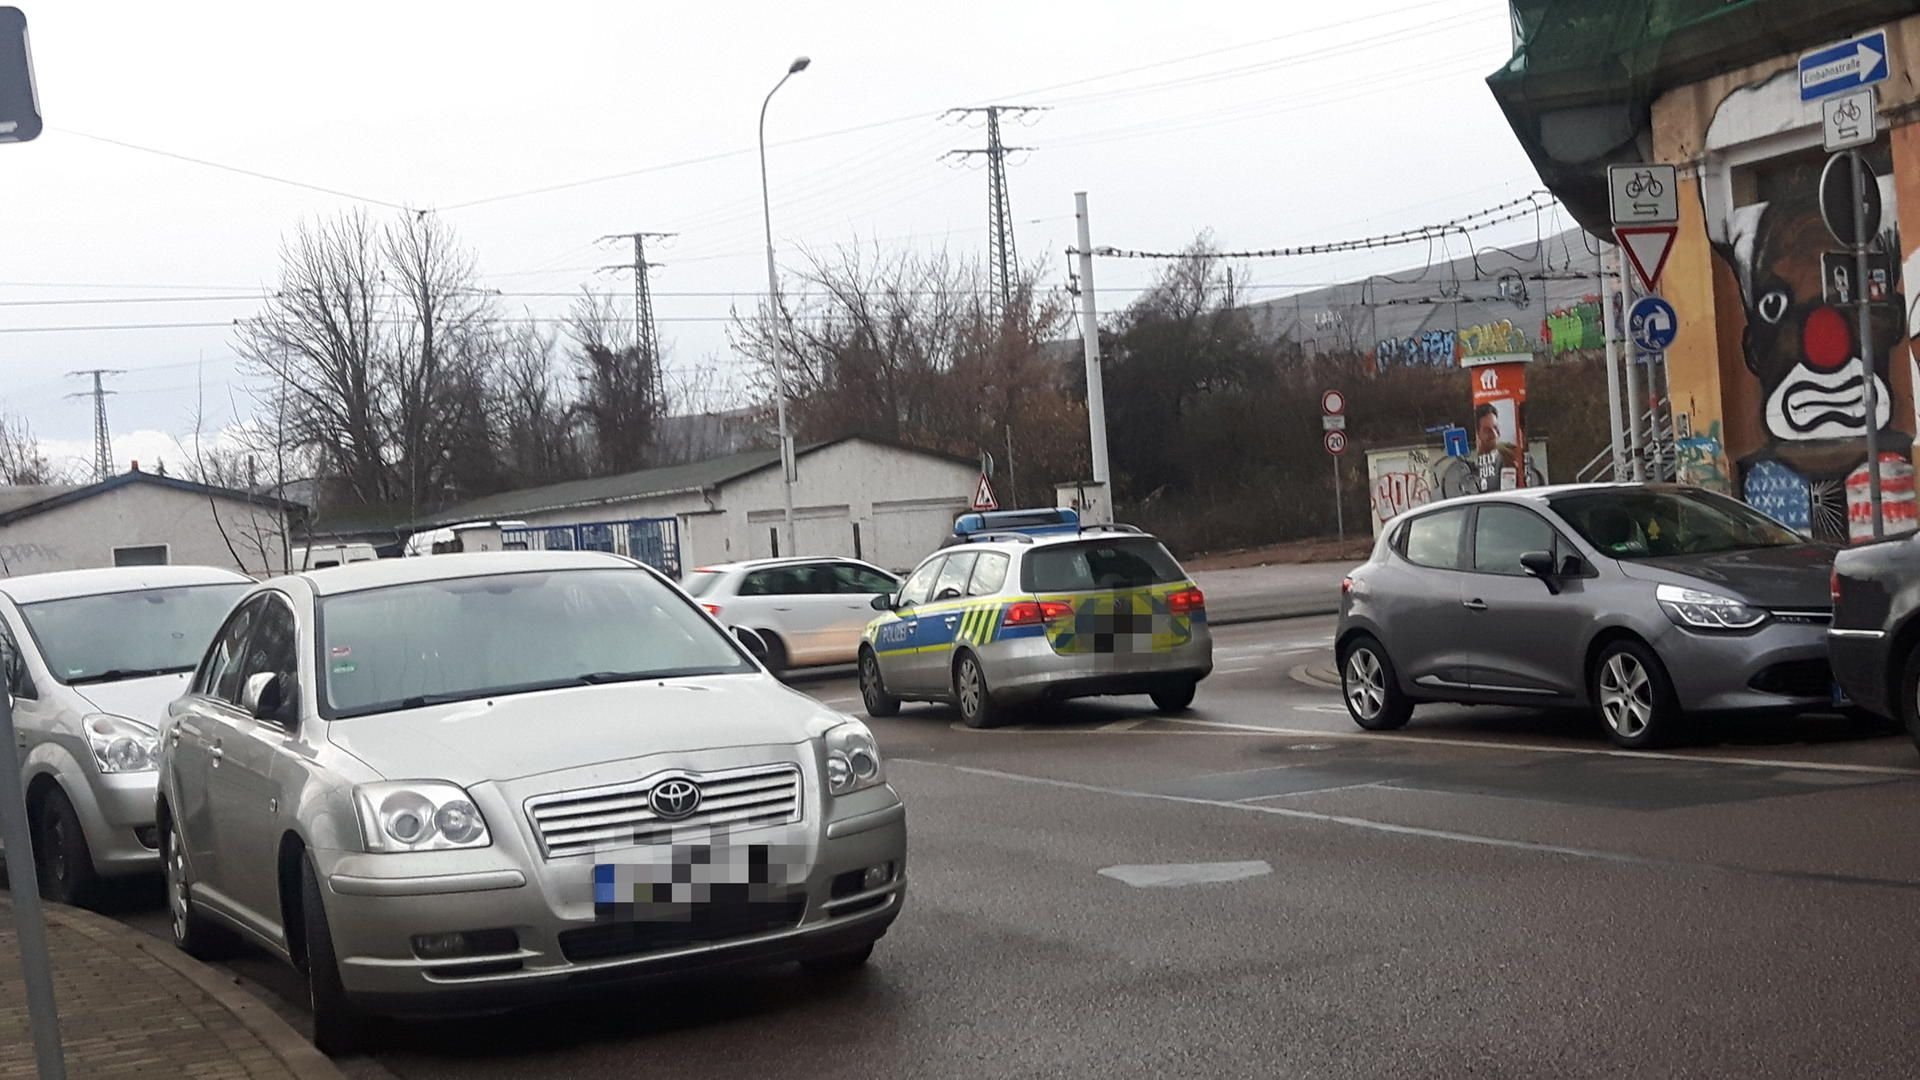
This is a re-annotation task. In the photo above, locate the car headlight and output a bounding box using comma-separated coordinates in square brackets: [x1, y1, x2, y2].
[85, 714, 159, 774]
[823, 720, 885, 797]
[352, 781, 491, 853]
[1656, 583, 1767, 631]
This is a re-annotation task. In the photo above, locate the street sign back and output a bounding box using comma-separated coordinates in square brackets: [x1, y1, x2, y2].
[0, 8, 38, 144]
[1824, 89, 1878, 152]
[1801, 30, 1889, 102]
[1615, 225, 1678, 292]
[1608, 164, 1678, 225]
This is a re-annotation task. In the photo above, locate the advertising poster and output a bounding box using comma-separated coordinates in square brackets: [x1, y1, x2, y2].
[1465, 354, 1531, 492]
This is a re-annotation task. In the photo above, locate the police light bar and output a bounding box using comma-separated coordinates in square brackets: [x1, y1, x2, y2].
[952, 507, 1081, 539]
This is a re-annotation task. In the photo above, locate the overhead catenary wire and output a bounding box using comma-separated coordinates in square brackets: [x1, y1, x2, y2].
[1084, 195, 1555, 262]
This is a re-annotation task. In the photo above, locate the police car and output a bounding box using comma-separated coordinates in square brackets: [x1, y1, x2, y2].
[857, 509, 1214, 727]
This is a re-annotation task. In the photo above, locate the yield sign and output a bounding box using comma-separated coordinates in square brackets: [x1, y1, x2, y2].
[1615, 225, 1678, 293]
[971, 472, 998, 511]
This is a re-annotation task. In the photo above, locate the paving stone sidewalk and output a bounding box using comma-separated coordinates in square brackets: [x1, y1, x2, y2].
[1, 895, 341, 1079]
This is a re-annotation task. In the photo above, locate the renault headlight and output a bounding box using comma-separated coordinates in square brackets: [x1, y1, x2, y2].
[353, 781, 491, 853]
[85, 714, 159, 774]
[823, 721, 885, 796]
[1656, 583, 1767, 631]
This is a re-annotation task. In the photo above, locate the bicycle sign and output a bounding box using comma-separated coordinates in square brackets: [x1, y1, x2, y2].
[1824, 88, 1876, 152]
[1608, 163, 1678, 225]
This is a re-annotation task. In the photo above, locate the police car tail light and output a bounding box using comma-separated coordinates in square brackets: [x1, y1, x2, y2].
[1003, 600, 1071, 627]
[1167, 587, 1205, 615]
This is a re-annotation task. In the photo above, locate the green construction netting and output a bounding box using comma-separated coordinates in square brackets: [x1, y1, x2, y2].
[1488, 0, 1920, 235]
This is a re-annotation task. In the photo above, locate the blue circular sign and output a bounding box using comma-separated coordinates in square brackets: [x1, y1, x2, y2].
[1628, 296, 1679, 353]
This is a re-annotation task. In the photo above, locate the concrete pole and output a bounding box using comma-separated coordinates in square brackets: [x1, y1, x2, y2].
[1599, 243, 1627, 481]
[1620, 245, 1648, 482]
[0, 691, 67, 1079]
[759, 59, 809, 557]
[1075, 192, 1112, 490]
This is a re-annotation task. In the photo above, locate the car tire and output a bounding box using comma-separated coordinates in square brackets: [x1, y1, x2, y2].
[760, 633, 790, 681]
[1898, 645, 1920, 755]
[33, 787, 99, 909]
[1341, 635, 1412, 731]
[1590, 638, 1681, 750]
[954, 652, 1004, 729]
[163, 813, 236, 961]
[1150, 679, 1198, 715]
[800, 941, 874, 976]
[859, 648, 901, 718]
[300, 854, 368, 1058]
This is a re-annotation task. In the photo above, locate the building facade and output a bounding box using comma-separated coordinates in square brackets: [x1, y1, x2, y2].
[0, 471, 296, 578]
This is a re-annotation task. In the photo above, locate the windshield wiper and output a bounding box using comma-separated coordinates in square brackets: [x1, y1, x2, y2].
[69, 665, 193, 686]
[576, 667, 739, 684]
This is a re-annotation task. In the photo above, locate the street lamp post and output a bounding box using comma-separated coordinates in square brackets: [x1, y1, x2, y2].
[759, 55, 809, 558]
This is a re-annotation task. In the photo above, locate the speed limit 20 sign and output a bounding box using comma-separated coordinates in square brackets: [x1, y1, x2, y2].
[1323, 429, 1347, 456]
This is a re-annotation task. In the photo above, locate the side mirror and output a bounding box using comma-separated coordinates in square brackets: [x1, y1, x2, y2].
[870, 593, 893, 612]
[732, 626, 770, 662]
[241, 672, 286, 722]
[1519, 551, 1562, 594]
[1559, 554, 1588, 577]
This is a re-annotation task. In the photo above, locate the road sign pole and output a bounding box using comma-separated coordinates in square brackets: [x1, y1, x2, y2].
[1600, 245, 1628, 480]
[1853, 148, 1884, 539]
[0, 690, 67, 1080]
[1621, 252, 1647, 482]
[1075, 192, 1112, 489]
[1332, 454, 1344, 543]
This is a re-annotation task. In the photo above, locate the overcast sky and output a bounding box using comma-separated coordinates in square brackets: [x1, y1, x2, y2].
[4, 0, 1551, 477]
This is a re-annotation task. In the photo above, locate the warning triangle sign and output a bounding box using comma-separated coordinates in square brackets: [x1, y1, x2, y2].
[1615, 225, 1678, 293]
[971, 473, 999, 511]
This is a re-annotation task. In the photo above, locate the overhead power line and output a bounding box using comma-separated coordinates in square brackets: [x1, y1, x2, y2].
[60, 130, 411, 211]
[1085, 194, 1555, 261]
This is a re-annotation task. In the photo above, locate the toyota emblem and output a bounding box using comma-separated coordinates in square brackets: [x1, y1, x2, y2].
[648, 778, 702, 820]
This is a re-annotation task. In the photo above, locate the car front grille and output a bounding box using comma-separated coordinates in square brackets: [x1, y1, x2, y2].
[1749, 659, 1835, 698]
[526, 763, 803, 860]
[557, 896, 807, 963]
[1768, 609, 1832, 626]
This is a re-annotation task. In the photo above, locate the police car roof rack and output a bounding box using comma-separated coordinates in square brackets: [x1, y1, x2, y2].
[948, 529, 1038, 546]
[1079, 522, 1143, 534]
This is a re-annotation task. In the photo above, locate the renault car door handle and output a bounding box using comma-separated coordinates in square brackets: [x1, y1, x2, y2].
[773, 606, 794, 612]
[1462, 599, 1489, 612]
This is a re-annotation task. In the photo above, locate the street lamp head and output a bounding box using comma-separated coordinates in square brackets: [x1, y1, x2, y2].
[788, 56, 811, 74]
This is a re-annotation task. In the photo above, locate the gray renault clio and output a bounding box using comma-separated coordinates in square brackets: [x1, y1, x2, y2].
[1337, 484, 1838, 748]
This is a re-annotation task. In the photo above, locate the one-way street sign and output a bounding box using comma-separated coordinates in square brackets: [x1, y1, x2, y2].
[1801, 30, 1889, 102]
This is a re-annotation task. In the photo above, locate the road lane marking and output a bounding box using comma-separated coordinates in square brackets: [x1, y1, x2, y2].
[821, 697, 861, 708]
[1097, 718, 1149, 732]
[1098, 861, 1272, 887]
[1163, 717, 1920, 777]
[1241, 780, 1390, 802]
[897, 759, 1920, 891]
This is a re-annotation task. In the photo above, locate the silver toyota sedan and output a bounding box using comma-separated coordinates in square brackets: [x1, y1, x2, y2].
[156, 551, 906, 1056]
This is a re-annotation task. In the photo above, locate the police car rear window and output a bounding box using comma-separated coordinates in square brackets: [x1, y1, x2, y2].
[1022, 539, 1185, 592]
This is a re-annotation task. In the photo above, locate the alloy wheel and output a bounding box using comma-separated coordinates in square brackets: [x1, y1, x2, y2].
[167, 822, 191, 944]
[958, 658, 983, 718]
[1346, 649, 1386, 721]
[861, 655, 883, 707]
[1599, 653, 1653, 739]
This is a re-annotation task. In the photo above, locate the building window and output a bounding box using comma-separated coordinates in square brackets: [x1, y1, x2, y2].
[112, 544, 169, 567]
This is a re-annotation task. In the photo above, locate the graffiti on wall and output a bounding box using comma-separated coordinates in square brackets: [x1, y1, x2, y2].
[1373, 330, 1456, 369]
[0, 543, 62, 574]
[1673, 420, 1731, 493]
[1710, 77, 1913, 542]
[1542, 297, 1604, 354]
[1458, 319, 1529, 359]
[1365, 441, 1552, 536]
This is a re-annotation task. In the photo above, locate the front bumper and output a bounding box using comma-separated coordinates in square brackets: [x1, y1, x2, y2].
[980, 624, 1214, 703]
[316, 786, 907, 1015]
[1652, 619, 1836, 714]
[1828, 630, 1891, 718]
[69, 769, 160, 877]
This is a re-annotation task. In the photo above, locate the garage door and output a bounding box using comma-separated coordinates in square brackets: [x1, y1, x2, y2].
[745, 505, 854, 560]
[871, 498, 966, 572]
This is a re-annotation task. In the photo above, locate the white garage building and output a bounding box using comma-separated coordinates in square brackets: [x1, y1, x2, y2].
[410, 437, 980, 574]
[0, 469, 297, 578]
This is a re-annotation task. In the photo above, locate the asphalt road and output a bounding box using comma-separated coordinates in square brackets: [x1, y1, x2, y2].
[111, 616, 1920, 1079]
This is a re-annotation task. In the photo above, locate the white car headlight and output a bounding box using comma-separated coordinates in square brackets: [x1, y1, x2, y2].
[1656, 583, 1767, 631]
[85, 714, 158, 774]
[823, 720, 885, 797]
[352, 781, 491, 853]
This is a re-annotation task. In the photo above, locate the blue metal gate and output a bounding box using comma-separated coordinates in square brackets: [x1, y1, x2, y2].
[500, 518, 682, 577]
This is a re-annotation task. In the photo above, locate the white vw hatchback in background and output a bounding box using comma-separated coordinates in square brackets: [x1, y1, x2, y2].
[157, 552, 907, 1056]
[0, 565, 251, 905]
[681, 557, 900, 676]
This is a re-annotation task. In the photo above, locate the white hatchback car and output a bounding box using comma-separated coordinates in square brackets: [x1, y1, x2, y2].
[0, 565, 251, 905]
[681, 558, 900, 676]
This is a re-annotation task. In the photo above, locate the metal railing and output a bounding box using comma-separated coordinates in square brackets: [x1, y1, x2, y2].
[1575, 408, 1673, 483]
[501, 518, 683, 577]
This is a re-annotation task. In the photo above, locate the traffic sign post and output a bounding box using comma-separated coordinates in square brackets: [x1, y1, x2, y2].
[971, 473, 999, 512]
[1800, 29, 1889, 102]
[1824, 89, 1877, 152]
[1322, 390, 1347, 542]
[1627, 296, 1679, 353]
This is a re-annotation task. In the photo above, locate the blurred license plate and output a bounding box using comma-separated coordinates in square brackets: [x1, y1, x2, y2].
[593, 842, 795, 915]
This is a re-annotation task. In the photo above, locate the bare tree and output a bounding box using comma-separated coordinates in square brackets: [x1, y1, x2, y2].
[494, 322, 584, 486]
[567, 289, 660, 475]
[384, 210, 494, 516]
[0, 414, 63, 485]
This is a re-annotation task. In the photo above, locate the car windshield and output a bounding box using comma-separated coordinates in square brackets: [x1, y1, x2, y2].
[1022, 538, 1187, 592]
[319, 568, 754, 719]
[20, 583, 248, 685]
[1550, 489, 1804, 560]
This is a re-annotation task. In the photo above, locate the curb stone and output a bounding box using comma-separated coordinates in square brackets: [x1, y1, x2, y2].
[39, 902, 349, 1080]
